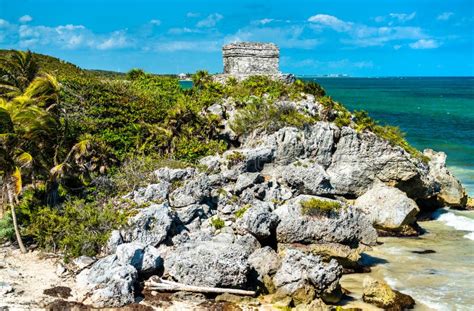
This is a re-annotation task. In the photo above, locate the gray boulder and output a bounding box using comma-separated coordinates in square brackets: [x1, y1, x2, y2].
[131, 182, 169, 205]
[164, 241, 250, 288]
[115, 242, 163, 275]
[76, 255, 137, 308]
[354, 184, 419, 230]
[169, 174, 211, 207]
[234, 172, 263, 194]
[248, 246, 280, 277]
[273, 248, 342, 305]
[326, 127, 433, 198]
[112, 203, 174, 248]
[154, 167, 195, 182]
[425, 149, 467, 207]
[274, 195, 377, 247]
[222, 147, 273, 172]
[278, 160, 334, 196]
[236, 201, 279, 241]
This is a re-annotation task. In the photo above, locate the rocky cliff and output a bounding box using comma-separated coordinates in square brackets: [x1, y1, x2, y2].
[74, 80, 467, 309]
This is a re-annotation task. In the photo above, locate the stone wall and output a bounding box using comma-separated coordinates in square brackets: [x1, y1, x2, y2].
[223, 42, 280, 75]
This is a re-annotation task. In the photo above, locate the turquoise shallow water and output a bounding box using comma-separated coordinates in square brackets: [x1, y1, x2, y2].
[306, 77, 474, 196]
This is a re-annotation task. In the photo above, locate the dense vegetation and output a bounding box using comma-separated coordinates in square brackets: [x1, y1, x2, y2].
[0, 49, 423, 259]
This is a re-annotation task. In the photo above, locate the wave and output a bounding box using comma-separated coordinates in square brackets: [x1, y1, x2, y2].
[432, 208, 474, 240]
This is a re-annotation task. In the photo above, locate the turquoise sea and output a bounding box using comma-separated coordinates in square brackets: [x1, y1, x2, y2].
[306, 77, 474, 196]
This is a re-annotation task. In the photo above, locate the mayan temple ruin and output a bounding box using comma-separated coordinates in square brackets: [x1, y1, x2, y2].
[214, 42, 294, 83]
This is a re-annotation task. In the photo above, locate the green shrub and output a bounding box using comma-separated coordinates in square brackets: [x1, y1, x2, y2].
[235, 204, 251, 218]
[210, 217, 225, 230]
[300, 198, 342, 217]
[230, 98, 317, 136]
[25, 199, 128, 260]
[0, 213, 14, 242]
[111, 155, 190, 195]
[226, 151, 245, 166]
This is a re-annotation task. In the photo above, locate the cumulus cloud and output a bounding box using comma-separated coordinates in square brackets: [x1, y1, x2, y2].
[409, 39, 440, 49]
[389, 12, 416, 23]
[196, 13, 223, 28]
[186, 12, 200, 18]
[308, 14, 353, 32]
[437, 12, 454, 21]
[225, 24, 320, 49]
[18, 15, 33, 23]
[308, 13, 428, 47]
[16, 22, 131, 50]
[150, 19, 161, 26]
[257, 18, 274, 25]
[153, 40, 220, 52]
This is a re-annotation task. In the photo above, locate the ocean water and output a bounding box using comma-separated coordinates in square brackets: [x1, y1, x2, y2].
[311, 77, 474, 310]
[305, 77, 474, 196]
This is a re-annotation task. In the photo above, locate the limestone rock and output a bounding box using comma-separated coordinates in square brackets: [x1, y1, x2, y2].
[76, 255, 137, 308]
[0, 281, 13, 296]
[274, 195, 377, 247]
[154, 167, 195, 182]
[327, 127, 432, 198]
[164, 241, 250, 288]
[130, 182, 169, 205]
[354, 184, 420, 230]
[169, 174, 211, 207]
[236, 201, 279, 241]
[273, 248, 342, 305]
[115, 242, 163, 275]
[234, 172, 263, 194]
[278, 160, 334, 196]
[248, 246, 281, 277]
[425, 149, 468, 207]
[362, 277, 415, 311]
[112, 203, 174, 248]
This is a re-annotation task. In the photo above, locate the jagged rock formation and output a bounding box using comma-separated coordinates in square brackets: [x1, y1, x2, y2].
[74, 44, 466, 308]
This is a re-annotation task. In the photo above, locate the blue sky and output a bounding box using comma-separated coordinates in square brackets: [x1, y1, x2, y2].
[1, 0, 473, 76]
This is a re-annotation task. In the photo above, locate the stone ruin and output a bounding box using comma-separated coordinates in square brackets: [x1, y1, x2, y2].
[214, 42, 294, 83]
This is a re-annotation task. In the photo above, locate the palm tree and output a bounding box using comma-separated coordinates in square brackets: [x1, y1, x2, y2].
[0, 50, 39, 99]
[0, 97, 57, 252]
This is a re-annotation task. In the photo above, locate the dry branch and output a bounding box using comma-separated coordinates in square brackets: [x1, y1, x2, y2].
[145, 276, 256, 296]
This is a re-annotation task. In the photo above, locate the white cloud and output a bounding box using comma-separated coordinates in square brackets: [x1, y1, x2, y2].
[226, 25, 320, 49]
[168, 27, 203, 35]
[96, 31, 129, 50]
[17, 23, 131, 50]
[196, 13, 223, 28]
[150, 19, 161, 26]
[258, 18, 274, 25]
[290, 58, 373, 70]
[186, 12, 200, 18]
[0, 19, 10, 27]
[409, 39, 440, 49]
[437, 12, 454, 21]
[153, 40, 220, 52]
[389, 12, 416, 23]
[393, 44, 402, 50]
[374, 16, 385, 23]
[18, 15, 33, 23]
[308, 13, 427, 47]
[308, 14, 353, 32]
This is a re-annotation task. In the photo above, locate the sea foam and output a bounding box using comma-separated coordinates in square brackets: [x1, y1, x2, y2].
[432, 208, 474, 240]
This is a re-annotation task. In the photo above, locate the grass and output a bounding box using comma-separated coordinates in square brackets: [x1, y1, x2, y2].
[300, 198, 342, 217]
[234, 204, 251, 218]
[210, 217, 225, 229]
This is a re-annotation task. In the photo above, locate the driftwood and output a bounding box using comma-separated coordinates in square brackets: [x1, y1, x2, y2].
[145, 276, 256, 296]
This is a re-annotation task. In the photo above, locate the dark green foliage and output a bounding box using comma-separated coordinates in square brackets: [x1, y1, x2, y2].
[126, 68, 146, 80]
[0, 213, 14, 241]
[300, 198, 342, 217]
